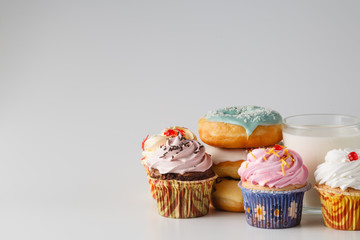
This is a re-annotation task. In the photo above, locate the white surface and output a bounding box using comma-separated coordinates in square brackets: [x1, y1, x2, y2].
[1, 0, 360, 239]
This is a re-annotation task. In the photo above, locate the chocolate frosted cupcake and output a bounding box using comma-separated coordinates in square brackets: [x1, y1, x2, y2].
[146, 134, 217, 218]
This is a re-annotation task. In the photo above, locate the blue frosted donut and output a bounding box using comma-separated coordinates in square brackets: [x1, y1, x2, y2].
[198, 106, 283, 148]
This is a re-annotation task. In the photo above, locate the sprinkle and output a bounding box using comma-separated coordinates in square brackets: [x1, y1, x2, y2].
[284, 149, 289, 155]
[281, 159, 289, 167]
[250, 152, 256, 159]
[281, 164, 285, 176]
[274, 144, 283, 150]
[141, 135, 149, 151]
[175, 128, 186, 137]
[245, 162, 248, 170]
[264, 180, 268, 183]
[262, 156, 267, 161]
[269, 148, 279, 157]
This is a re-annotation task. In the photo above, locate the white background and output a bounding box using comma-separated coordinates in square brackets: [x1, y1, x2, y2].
[1, 0, 360, 239]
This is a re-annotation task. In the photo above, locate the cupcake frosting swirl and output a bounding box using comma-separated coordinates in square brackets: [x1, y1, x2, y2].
[238, 146, 308, 188]
[142, 127, 196, 159]
[315, 148, 360, 191]
[146, 135, 212, 175]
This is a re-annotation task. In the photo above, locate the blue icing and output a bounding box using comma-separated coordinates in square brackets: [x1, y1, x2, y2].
[204, 106, 282, 137]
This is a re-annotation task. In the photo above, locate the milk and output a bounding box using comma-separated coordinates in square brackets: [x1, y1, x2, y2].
[283, 128, 360, 208]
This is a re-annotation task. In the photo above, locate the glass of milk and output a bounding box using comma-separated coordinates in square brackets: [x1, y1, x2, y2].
[282, 114, 360, 210]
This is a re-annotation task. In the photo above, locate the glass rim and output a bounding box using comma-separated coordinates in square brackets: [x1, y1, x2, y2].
[283, 114, 360, 130]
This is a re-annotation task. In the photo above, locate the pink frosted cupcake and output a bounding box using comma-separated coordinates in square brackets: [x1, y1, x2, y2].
[146, 134, 217, 218]
[238, 145, 311, 228]
[141, 127, 197, 198]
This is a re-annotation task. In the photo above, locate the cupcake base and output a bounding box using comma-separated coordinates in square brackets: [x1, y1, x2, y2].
[315, 185, 360, 231]
[149, 176, 217, 218]
[239, 182, 311, 229]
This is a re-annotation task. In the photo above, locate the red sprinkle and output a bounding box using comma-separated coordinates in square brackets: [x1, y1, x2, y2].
[274, 144, 283, 150]
[176, 128, 185, 136]
[164, 128, 185, 137]
[348, 152, 359, 161]
[163, 129, 177, 137]
[141, 135, 149, 151]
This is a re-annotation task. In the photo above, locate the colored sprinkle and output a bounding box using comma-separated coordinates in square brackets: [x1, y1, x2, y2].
[141, 135, 149, 151]
[281, 164, 285, 176]
[262, 156, 267, 161]
[250, 152, 256, 159]
[281, 159, 289, 168]
[269, 148, 279, 157]
[163, 129, 178, 137]
[274, 144, 283, 150]
[245, 162, 249, 170]
[175, 128, 185, 137]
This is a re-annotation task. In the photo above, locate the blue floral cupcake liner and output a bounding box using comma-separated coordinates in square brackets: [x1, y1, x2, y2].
[239, 182, 311, 229]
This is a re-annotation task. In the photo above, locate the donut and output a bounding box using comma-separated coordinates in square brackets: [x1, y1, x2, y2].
[199, 106, 282, 148]
[211, 178, 244, 212]
[204, 145, 248, 212]
[205, 144, 247, 179]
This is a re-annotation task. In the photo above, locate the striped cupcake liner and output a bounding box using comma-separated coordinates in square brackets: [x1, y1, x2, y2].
[315, 185, 360, 231]
[149, 176, 217, 218]
[239, 182, 311, 229]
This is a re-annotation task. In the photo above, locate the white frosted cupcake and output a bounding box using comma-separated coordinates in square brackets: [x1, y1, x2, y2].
[314, 148, 360, 231]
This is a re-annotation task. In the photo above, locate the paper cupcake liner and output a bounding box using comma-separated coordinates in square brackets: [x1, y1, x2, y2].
[141, 159, 156, 199]
[239, 182, 311, 229]
[315, 185, 360, 231]
[149, 176, 217, 218]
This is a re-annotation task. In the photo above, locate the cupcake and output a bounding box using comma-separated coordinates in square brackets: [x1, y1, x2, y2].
[238, 145, 310, 229]
[146, 134, 217, 218]
[314, 148, 360, 231]
[141, 127, 197, 198]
